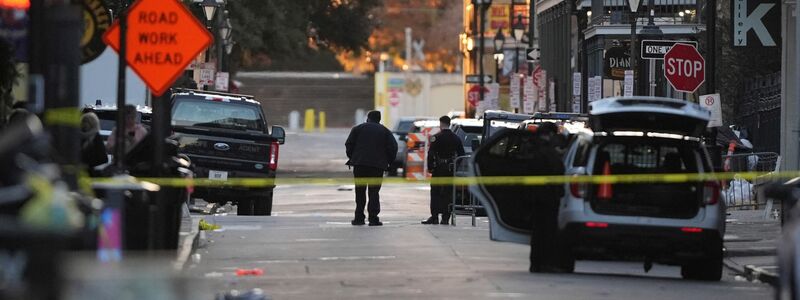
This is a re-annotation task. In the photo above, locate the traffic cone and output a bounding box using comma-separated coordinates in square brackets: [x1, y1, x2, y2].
[597, 161, 613, 200]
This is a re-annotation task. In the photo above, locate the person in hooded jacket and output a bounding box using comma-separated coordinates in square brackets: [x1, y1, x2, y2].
[345, 110, 398, 226]
[80, 112, 108, 175]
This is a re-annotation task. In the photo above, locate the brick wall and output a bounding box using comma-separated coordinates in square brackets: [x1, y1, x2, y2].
[237, 72, 374, 128]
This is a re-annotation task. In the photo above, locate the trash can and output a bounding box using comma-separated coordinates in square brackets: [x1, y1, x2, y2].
[0, 217, 68, 300]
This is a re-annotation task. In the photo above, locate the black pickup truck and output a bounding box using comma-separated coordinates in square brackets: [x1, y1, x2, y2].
[170, 89, 285, 216]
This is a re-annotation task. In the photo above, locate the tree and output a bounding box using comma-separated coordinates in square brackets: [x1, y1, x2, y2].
[226, 0, 381, 71]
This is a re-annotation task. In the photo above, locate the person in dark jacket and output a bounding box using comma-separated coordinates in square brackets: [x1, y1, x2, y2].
[345, 110, 398, 226]
[528, 122, 569, 273]
[422, 116, 465, 225]
[80, 112, 108, 174]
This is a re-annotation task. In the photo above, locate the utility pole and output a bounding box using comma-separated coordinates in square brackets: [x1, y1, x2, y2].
[30, 0, 82, 189]
[478, 1, 490, 106]
[706, 0, 716, 94]
[115, 1, 129, 170]
[527, 0, 535, 76]
[405, 27, 412, 70]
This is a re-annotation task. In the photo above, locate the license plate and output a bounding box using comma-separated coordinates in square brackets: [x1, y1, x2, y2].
[209, 170, 228, 181]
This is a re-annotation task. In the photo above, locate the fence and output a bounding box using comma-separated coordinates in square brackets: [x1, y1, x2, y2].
[723, 152, 781, 210]
[450, 156, 482, 226]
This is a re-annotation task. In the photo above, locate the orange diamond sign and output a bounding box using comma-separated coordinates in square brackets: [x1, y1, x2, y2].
[103, 0, 213, 96]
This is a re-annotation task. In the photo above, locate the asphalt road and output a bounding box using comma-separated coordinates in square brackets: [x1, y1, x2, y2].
[185, 129, 773, 299]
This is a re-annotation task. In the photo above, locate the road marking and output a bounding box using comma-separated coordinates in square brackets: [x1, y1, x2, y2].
[295, 238, 342, 242]
[252, 260, 301, 264]
[220, 225, 262, 231]
[485, 292, 528, 298]
[318, 255, 396, 261]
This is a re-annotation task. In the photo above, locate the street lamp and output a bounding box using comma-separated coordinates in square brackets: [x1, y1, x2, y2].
[493, 28, 505, 83]
[511, 14, 526, 73]
[220, 11, 232, 41]
[195, 0, 225, 90]
[196, 0, 222, 23]
[471, 0, 492, 117]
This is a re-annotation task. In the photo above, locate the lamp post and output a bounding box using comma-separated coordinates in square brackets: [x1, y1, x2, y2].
[511, 14, 525, 73]
[472, 0, 492, 117]
[493, 28, 505, 83]
[196, 0, 222, 90]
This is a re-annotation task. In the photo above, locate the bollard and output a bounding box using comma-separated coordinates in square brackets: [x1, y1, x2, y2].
[318, 111, 326, 133]
[304, 109, 315, 132]
[288, 111, 300, 131]
[354, 109, 365, 126]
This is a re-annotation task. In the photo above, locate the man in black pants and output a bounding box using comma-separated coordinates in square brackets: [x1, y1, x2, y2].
[528, 122, 568, 272]
[345, 110, 398, 226]
[422, 116, 464, 225]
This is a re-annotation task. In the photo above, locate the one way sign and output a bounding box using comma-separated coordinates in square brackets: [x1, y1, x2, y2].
[732, 0, 781, 47]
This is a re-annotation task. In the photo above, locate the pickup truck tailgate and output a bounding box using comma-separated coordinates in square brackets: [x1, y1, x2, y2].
[174, 128, 273, 175]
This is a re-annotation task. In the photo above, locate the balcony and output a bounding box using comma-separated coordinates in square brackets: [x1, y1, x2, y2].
[576, 0, 706, 38]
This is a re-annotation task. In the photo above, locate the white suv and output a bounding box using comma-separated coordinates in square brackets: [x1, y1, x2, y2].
[470, 97, 725, 281]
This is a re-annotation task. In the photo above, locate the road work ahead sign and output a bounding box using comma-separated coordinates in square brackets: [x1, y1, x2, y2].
[103, 0, 213, 96]
[732, 0, 781, 47]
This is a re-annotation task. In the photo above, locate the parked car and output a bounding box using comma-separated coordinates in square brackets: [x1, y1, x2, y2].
[470, 97, 725, 281]
[450, 118, 483, 155]
[82, 102, 152, 143]
[389, 116, 434, 176]
[480, 110, 533, 143]
[170, 89, 285, 216]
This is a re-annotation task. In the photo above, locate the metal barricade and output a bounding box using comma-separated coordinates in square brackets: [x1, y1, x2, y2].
[722, 152, 780, 211]
[450, 155, 481, 226]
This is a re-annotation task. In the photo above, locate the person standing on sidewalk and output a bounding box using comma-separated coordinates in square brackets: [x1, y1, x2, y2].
[345, 110, 397, 226]
[422, 116, 464, 225]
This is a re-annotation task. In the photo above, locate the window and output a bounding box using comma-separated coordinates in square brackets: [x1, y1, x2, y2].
[596, 140, 697, 174]
[172, 98, 264, 131]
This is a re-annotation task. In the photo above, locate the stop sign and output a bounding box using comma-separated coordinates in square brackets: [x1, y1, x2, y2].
[467, 85, 488, 107]
[664, 43, 705, 93]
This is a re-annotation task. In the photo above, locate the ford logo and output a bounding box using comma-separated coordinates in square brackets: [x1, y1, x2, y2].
[214, 143, 231, 151]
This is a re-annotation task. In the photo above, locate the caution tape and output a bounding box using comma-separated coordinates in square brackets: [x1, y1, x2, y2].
[89, 171, 800, 188]
[44, 107, 82, 127]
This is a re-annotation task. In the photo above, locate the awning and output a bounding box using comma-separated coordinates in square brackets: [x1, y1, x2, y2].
[576, 0, 698, 10]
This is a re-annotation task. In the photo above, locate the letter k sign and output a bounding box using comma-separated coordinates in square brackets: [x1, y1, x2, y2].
[734, 0, 777, 46]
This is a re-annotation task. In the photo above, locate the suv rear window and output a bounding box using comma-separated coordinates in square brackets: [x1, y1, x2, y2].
[594, 140, 699, 174]
[172, 98, 264, 131]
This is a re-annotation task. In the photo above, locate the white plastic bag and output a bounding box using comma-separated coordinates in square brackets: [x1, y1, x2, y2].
[726, 176, 754, 206]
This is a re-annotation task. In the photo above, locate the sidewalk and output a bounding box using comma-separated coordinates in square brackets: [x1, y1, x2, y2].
[724, 210, 780, 285]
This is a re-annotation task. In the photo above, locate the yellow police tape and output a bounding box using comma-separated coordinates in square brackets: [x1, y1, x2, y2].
[90, 171, 800, 188]
[44, 107, 82, 127]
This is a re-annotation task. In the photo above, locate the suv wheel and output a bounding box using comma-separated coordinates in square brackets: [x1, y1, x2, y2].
[681, 237, 723, 281]
[254, 192, 274, 216]
[237, 199, 253, 216]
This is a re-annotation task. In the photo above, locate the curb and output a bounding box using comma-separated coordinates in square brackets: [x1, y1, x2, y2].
[174, 205, 201, 271]
[725, 247, 777, 257]
[723, 258, 779, 287]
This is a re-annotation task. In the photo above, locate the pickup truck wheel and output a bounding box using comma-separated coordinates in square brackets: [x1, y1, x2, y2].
[237, 199, 253, 216]
[253, 191, 273, 216]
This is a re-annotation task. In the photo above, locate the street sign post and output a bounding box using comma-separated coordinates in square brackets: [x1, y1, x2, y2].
[641, 40, 698, 60]
[103, 0, 213, 96]
[467, 85, 488, 108]
[663, 43, 706, 93]
[466, 74, 493, 84]
[700, 93, 723, 127]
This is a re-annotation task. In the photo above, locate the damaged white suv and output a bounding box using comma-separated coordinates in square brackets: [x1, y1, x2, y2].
[470, 97, 725, 281]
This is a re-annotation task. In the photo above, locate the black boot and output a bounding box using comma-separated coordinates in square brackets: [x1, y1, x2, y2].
[421, 216, 439, 225]
[440, 214, 450, 225]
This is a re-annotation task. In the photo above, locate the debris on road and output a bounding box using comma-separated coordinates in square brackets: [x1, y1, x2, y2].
[236, 268, 265, 276]
[199, 219, 222, 231]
